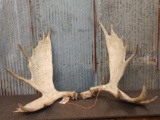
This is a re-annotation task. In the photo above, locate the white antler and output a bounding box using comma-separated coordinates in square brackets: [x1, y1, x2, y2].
[80, 22, 157, 105]
[5, 30, 77, 112]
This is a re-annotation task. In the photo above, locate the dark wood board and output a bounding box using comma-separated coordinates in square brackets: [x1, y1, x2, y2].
[0, 90, 160, 120]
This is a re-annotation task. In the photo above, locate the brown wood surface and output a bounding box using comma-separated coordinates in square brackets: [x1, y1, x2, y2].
[98, 118, 160, 120]
[0, 90, 160, 120]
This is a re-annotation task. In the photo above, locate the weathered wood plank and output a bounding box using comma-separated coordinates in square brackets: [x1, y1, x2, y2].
[0, 90, 160, 119]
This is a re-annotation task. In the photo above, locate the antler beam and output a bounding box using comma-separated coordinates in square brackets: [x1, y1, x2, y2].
[5, 31, 77, 112]
[80, 22, 157, 105]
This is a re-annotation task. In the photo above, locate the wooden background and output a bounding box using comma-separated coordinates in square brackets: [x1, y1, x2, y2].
[0, 0, 159, 96]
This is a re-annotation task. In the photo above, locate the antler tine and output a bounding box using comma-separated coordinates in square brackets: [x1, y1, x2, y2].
[117, 86, 158, 104]
[42, 32, 46, 40]
[47, 29, 51, 38]
[140, 96, 158, 104]
[30, 42, 34, 54]
[4, 67, 29, 84]
[99, 21, 109, 39]
[133, 85, 147, 102]
[18, 44, 30, 60]
[117, 86, 147, 102]
[123, 40, 129, 61]
[125, 44, 138, 64]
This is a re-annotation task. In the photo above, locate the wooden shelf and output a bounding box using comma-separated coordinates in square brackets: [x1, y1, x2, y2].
[0, 90, 160, 120]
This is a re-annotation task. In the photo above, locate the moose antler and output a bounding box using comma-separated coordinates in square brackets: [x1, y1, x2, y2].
[80, 22, 157, 104]
[5, 31, 77, 112]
